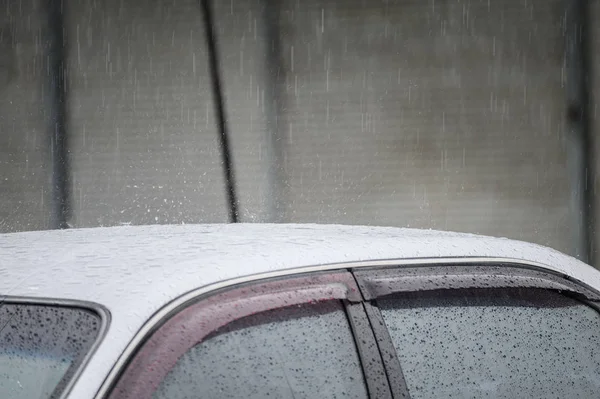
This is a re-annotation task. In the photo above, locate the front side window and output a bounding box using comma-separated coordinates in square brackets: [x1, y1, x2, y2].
[0, 303, 101, 399]
[378, 288, 600, 398]
[153, 300, 368, 399]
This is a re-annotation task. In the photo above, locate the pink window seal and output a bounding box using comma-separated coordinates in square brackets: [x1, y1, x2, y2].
[109, 271, 362, 399]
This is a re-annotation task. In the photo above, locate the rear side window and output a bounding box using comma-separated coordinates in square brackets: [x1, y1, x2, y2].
[153, 300, 368, 399]
[0, 303, 101, 399]
[378, 288, 600, 398]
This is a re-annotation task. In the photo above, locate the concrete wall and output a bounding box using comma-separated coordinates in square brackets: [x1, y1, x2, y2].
[67, 0, 229, 227]
[0, 0, 48, 232]
[591, 0, 600, 258]
[274, 0, 570, 253]
[0, 0, 587, 257]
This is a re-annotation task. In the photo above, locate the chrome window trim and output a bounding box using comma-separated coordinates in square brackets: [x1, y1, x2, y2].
[95, 256, 596, 398]
[0, 296, 110, 399]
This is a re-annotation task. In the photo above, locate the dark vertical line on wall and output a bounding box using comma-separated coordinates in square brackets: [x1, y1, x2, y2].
[46, 0, 71, 229]
[261, 0, 288, 222]
[565, 0, 594, 265]
[199, 0, 239, 223]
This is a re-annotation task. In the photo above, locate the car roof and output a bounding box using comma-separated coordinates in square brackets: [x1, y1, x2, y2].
[2, 223, 598, 304]
[2, 223, 600, 398]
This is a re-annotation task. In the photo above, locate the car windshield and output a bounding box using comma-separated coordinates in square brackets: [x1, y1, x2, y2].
[0, 303, 101, 399]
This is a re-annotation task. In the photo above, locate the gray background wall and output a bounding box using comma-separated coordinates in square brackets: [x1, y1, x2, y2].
[0, 0, 594, 258]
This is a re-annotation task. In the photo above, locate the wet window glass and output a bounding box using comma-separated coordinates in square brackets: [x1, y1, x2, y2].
[378, 288, 600, 399]
[0, 303, 101, 399]
[153, 300, 368, 399]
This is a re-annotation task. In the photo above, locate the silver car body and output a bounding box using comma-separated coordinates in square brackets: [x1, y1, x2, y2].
[1, 223, 600, 398]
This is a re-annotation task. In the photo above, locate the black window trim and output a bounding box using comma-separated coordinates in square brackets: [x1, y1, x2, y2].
[0, 296, 110, 399]
[362, 301, 410, 399]
[345, 301, 393, 399]
[353, 262, 600, 301]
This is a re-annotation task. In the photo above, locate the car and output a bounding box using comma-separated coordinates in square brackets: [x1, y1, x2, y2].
[2, 223, 600, 399]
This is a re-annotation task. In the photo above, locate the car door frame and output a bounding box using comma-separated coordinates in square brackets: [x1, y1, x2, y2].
[96, 257, 600, 399]
[351, 260, 600, 398]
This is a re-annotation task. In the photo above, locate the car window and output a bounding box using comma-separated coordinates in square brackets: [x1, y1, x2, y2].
[0, 303, 101, 399]
[152, 300, 368, 399]
[377, 288, 600, 399]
